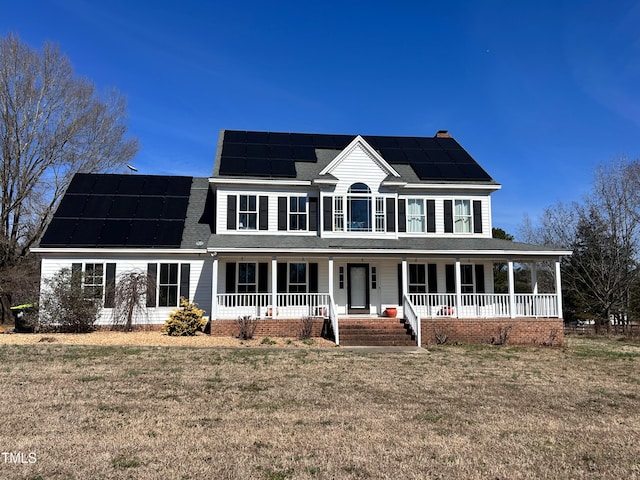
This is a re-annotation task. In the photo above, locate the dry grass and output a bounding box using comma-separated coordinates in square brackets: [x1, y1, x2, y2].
[0, 335, 638, 479]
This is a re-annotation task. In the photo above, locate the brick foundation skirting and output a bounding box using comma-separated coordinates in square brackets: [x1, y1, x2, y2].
[420, 318, 565, 346]
[209, 317, 329, 339]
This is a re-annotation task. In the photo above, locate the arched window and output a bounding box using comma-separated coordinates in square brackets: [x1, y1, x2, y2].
[347, 183, 372, 231]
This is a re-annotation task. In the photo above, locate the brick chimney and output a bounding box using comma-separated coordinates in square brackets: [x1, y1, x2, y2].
[435, 130, 451, 138]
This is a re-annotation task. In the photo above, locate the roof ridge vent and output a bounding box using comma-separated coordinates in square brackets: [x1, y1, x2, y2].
[435, 130, 451, 138]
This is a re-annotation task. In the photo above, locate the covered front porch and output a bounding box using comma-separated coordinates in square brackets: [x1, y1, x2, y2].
[209, 254, 565, 345]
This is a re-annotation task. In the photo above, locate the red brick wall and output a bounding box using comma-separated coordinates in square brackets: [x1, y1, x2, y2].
[209, 317, 327, 338]
[420, 318, 565, 346]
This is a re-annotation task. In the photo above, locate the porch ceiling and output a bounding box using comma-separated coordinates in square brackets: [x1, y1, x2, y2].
[206, 235, 570, 259]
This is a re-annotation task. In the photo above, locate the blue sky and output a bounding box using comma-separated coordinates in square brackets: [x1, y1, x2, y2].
[3, 0, 639, 236]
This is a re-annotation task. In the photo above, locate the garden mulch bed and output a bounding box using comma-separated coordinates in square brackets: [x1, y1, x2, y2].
[0, 329, 336, 348]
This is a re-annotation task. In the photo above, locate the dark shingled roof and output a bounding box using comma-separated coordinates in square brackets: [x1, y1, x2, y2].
[215, 130, 495, 182]
[39, 173, 196, 248]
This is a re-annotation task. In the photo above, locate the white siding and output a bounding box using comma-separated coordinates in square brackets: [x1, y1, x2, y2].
[331, 144, 389, 194]
[40, 255, 212, 326]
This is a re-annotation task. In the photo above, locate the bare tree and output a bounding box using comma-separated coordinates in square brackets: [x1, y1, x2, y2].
[0, 34, 138, 261]
[112, 271, 154, 331]
[520, 157, 640, 329]
[0, 33, 138, 314]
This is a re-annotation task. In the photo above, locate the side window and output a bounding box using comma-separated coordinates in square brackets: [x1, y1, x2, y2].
[239, 195, 257, 230]
[158, 263, 179, 307]
[289, 197, 307, 231]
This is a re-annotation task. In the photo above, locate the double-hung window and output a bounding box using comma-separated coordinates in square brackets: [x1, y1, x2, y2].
[407, 199, 425, 233]
[238, 263, 257, 293]
[408, 264, 427, 293]
[288, 263, 307, 293]
[239, 195, 257, 230]
[289, 197, 307, 231]
[159, 264, 179, 307]
[83, 263, 104, 301]
[454, 200, 472, 233]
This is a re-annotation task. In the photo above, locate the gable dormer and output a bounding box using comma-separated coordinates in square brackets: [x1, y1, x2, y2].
[317, 136, 400, 194]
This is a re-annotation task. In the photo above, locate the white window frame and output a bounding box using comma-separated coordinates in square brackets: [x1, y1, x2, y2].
[375, 198, 385, 232]
[288, 196, 308, 231]
[238, 195, 258, 230]
[334, 196, 344, 231]
[83, 263, 104, 302]
[237, 262, 257, 293]
[407, 198, 426, 233]
[288, 262, 307, 293]
[158, 263, 179, 307]
[454, 199, 472, 234]
[408, 264, 427, 294]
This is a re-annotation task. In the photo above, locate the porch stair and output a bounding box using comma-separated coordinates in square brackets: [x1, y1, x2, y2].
[338, 317, 416, 347]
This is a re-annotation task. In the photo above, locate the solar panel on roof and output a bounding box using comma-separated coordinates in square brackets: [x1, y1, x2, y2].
[219, 158, 247, 175]
[290, 134, 314, 146]
[245, 131, 269, 144]
[39, 218, 76, 245]
[367, 136, 397, 149]
[222, 143, 246, 157]
[246, 144, 269, 157]
[459, 164, 491, 180]
[269, 145, 293, 158]
[92, 176, 122, 194]
[163, 197, 189, 219]
[109, 196, 139, 218]
[435, 137, 462, 149]
[83, 195, 113, 217]
[425, 150, 450, 164]
[99, 220, 131, 245]
[66, 174, 96, 194]
[142, 176, 169, 195]
[380, 149, 407, 163]
[244, 158, 271, 176]
[223, 130, 246, 143]
[55, 194, 88, 217]
[136, 197, 165, 219]
[270, 159, 296, 177]
[416, 137, 441, 149]
[127, 220, 158, 246]
[167, 176, 192, 196]
[69, 219, 104, 246]
[268, 132, 290, 144]
[292, 146, 316, 160]
[395, 137, 421, 148]
[154, 220, 184, 246]
[405, 150, 430, 164]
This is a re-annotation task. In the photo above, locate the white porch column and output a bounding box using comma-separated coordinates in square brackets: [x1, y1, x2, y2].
[401, 257, 408, 303]
[271, 256, 278, 318]
[531, 262, 539, 295]
[328, 257, 334, 298]
[508, 260, 516, 318]
[455, 258, 462, 318]
[555, 258, 563, 319]
[211, 255, 218, 321]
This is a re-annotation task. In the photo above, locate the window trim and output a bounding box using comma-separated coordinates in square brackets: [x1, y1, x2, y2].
[83, 262, 104, 302]
[454, 199, 473, 234]
[288, 262, 308, 293]
[406, 198, 426, 233]
[288, 196, 308, 232]
[238, 194, 258, 230]
[237, 262, 258, 293]
[158, 263, 179, 307]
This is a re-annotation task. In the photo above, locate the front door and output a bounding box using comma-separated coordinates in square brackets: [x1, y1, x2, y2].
[348, 264, 369, 314]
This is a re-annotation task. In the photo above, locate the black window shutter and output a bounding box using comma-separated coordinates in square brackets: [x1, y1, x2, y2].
[323, 197, 332, 231]
[386, 198, 395, 232]
[397, 264, 403, 304]
[473, 200, 483, 233]
[427, 263, 438, 293]
[445, 264, 455, 293]
[398, 199, 406, 233]
[444, 200, 453, 233]
[309, 197, 318, 232]
[277, 197, 287, 230]
[427, 199, 436, 233]
[258, 263, 268, 293]
[475, 264, 485, 293]
[225, 262, 236, 294]
[180, 264, 190, 300]
[146, 263, 157, 307]
[277, 263, 287, 293]
[309, 263, 318, 293]
[259, 196, 268, 230]
[227, 195, 237, 230]
[71, 263, 82, 292]
[104, 263, 116, 308]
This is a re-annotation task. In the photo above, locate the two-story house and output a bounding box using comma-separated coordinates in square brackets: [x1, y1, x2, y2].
[34, 130, 571, 345]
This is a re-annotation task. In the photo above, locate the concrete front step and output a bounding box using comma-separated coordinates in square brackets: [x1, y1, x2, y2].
[338, 318, 416, 347]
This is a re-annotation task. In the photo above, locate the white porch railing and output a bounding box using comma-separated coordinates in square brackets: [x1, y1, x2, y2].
[403, 295, 421, 346]
[216, 293, 331, 319]
[409, 293, 559, 318]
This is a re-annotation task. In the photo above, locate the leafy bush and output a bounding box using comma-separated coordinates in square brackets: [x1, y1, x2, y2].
[163, 298, 206, 336]
[39, 268, 102, 333]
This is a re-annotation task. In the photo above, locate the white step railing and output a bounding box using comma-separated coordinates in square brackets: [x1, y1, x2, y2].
[403, 295, 421, 346]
